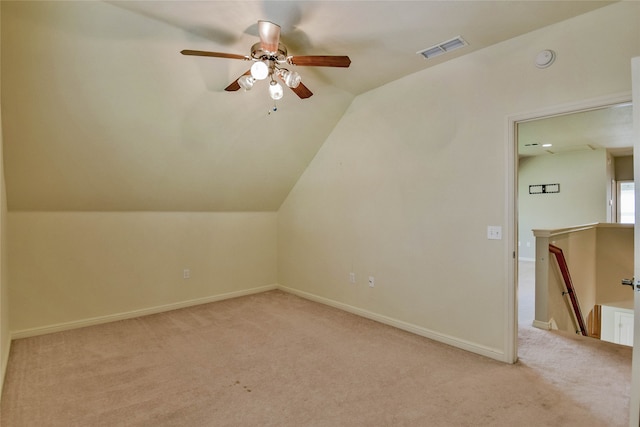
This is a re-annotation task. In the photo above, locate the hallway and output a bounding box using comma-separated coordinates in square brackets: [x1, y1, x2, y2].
[516, 260, 631, 426]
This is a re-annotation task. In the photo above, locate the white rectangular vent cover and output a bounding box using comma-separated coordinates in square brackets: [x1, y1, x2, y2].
[417, 36, 468, 59]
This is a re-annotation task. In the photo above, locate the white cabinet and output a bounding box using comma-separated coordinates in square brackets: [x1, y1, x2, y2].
[601, 301, 634, 346]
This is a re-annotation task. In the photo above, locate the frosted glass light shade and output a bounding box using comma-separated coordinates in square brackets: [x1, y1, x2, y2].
[251, 61, 269, 80]
[269, 81, 284, 100]
[282, 70, 301, 88]
[238, 75, 255, 90]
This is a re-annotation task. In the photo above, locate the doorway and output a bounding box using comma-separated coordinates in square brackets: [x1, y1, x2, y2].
[507, 93, 633, 360]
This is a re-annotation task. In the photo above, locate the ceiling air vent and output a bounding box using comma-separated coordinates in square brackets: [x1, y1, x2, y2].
[417, 36, 468, 60]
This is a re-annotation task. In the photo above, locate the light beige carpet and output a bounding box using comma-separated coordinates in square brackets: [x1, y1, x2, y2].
[516, 260, 631, 426]
[0, 286, 631, 426]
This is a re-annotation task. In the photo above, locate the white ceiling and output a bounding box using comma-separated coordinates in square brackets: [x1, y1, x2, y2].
[109, 0, 613, 96]
[518, 103, 634, 158]
[1, 1, 616, 211]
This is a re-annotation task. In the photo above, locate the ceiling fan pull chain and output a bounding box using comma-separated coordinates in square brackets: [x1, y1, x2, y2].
[268, 100, 278, 115]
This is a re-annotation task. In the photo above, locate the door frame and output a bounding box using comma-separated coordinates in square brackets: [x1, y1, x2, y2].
[630, 56, 640, 427]
[506, 91, 632, 364]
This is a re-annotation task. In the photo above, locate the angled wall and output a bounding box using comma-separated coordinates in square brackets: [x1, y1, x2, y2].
[2, 2, 286, 337]
[277, 2, 640, 360]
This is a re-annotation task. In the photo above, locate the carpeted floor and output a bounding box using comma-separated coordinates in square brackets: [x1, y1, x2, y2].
[517, 261, 631, 426]
[0, 263, 632, 426]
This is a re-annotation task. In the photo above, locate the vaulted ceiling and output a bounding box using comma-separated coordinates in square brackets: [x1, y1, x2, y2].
[1, 1, 614, 211]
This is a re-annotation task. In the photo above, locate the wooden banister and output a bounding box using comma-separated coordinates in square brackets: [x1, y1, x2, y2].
[549, 244, 588, 336]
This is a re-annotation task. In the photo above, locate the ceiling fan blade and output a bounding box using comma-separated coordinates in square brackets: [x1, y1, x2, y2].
[258, 20, 281, 53]
[181, 50, 247, 61]
[290, 82, 313, 99]
[289, 55, 351, 68]
[225, 70, 252, 92]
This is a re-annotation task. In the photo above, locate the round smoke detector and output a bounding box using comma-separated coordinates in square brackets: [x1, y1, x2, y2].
[535, 49, 556, 69]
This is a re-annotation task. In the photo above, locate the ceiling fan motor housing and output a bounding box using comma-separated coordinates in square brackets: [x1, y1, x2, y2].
[250, 42, 288, 64]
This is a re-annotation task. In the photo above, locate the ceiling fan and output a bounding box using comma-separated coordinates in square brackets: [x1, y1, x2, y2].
[181, 20, 351, 101]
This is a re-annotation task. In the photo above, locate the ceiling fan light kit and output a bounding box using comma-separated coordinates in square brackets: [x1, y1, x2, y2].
[237, 75, 255, 90]
[181, 20, 351, 106]
[281, 70, 301, 89]
[269, 81, 284, 100]
[250, 61, 269, 80]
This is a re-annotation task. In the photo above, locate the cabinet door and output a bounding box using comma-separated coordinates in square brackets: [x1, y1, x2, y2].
[614, 312, 634, 346]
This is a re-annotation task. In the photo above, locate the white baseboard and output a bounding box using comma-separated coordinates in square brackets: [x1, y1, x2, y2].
[11, 284, 509, 364]
[532, 320, 551, 330]
[532, 319, 558, 330]
[11, 284, 278, 340]
[0, 337, 10, 397]
[277, 285, 507, 363]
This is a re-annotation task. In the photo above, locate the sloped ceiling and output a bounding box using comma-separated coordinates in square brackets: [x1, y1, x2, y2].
[1, 1, 614, 211]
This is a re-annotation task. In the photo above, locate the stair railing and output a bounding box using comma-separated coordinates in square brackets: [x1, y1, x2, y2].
[548, 244, 588, 336]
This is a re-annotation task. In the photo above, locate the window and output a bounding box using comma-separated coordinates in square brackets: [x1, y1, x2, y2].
[618, 181, 635, 224]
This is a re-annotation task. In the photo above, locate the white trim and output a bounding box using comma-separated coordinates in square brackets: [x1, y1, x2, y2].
[510, 92, 632, 124]
[533, 222, 632, 238]
[505, 108, 518, 364]
[629, 56, 640, 427]
[11, 284, 278, 339]
[11, 284, 508, 363]
[278, 285, 507, 362]
[507, 91, 632, 365]
[519, 257, 535, 262]
[532, 319, 553, 330]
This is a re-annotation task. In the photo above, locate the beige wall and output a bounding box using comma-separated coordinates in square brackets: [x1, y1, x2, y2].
[615, 155, 634, 181]
[3, 3, 640, 365]
[518, 149, 609, 260]
[278, 2, 640, 359]
[534, 224, 633, 334]
[0, 180, 6, 393]
[0, 182, 6, 393]
[9, 212, 277, 335]
[0, 2, 9, 394]
[0, 143, 7, 395]
[596, 225, 634, 305]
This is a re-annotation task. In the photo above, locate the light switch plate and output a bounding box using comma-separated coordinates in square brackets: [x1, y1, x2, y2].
[487, 226, 502, 240]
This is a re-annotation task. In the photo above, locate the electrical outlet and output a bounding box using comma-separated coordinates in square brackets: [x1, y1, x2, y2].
[368, 276, 375, 287]
[183, 269, 190, 279]
[349, 272, 356, 284]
